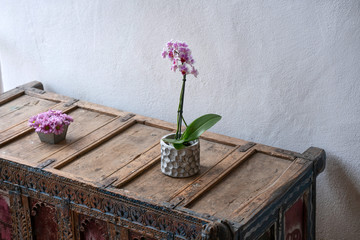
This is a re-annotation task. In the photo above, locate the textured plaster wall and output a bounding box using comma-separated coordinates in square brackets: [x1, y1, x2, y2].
[0, 1, 359, 239]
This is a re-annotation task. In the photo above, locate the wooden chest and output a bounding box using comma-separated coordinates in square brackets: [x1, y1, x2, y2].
[0, 82, 325, 240]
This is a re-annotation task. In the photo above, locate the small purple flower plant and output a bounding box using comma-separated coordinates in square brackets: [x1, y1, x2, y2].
[28, 110, 73, 135]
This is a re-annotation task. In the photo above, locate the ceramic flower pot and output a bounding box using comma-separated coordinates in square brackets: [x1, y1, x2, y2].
[160, 133, 200, 178]
[37, 125, 69, 144]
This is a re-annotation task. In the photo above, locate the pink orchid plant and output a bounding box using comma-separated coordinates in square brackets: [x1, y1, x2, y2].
[162, 40, 221, 149]
[29, 110, 73, 135]
[162, 40, 198, 77]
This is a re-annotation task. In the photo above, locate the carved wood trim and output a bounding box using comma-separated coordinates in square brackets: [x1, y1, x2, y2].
[9, 191, 32, 240]
[1, 158, 207, 240]
[56, 200, 74, 240]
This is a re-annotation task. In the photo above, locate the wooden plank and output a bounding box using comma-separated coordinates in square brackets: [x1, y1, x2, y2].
[0, 89, 25, 106]
[49, 117, 136, 169]
[0, 107, 116, 165]
[186, 152, 296, 221]
[255, 144, 297, 160]
[135, 115, 176, 131]
[0, 81, 43, 106]
[111, 142, 162, 188]
[229, 158, 311, 223]
[24, 88, 73, 103]
[76, 100, 130, 117]
[0, 154, 33, 166]
[119, 139, 235, 202]
[0, 95, 59, 130]
[200, 131, 247, 147]
[168, 145, 255, 207]
[56, 123, 169, 182]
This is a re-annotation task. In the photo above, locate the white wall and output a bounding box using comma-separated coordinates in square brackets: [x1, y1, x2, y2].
[1, 1, 359, 239]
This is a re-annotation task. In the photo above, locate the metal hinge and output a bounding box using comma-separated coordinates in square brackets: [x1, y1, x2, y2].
[238, 142, 256, 152]
[64, 98, 79, 107]
[100, 177, 118, 188]
[120, 113, 135, 122]
[275, 148, 303, 159]
[37, 159, 56, 169]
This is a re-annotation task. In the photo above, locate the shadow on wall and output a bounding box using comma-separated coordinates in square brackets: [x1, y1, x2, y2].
[318, 154, 360, 239]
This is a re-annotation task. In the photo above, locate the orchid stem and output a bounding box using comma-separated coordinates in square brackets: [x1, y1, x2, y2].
[176, 74, 186, 140]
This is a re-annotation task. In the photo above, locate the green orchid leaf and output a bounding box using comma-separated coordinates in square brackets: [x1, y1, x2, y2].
[173, 143, 186, 150]
[162, 138, 185, 144]
[162, 138, 186, 150]
[181, 114, 221, 142]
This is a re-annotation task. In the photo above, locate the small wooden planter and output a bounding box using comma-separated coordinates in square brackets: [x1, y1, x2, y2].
[0, 81, 326, 240]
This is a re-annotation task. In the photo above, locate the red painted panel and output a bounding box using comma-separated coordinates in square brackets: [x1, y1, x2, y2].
[0, 193, 11, 240]
[79, 215, 108, 240]
[30, 200, 58, 240]
[285, 197, 305, 240]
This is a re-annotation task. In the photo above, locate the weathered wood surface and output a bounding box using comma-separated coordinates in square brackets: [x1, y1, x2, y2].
[0, 82, 326, 239]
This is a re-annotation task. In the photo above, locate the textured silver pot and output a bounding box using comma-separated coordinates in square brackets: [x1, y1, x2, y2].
[160, 133, 200, 178]
[37, 125, 69, 144]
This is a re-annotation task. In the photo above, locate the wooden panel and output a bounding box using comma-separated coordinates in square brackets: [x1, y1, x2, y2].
[30, 199, 58, 240]
[285, 196, 305, 240]
[0, 190, 11, 240]
[59, 123, 170, 182]
[47, 116, 135, 170]
[0, 107, 115, 165]
[120, 139, 234, 202]
[0, 95, 59, 131]
[230, 158, 311, 224]
[0, 81, 43, 105]
[187, 152, 292, 219]
[78, 214, 108, 240]
[110, 142, 161, 188]
[168, 145, 254, 207]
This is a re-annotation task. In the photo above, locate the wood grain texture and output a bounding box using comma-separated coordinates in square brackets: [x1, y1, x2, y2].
[58, 123, 169, 182]
[182, 151, 293, 220]
[0, 95, 58, 130]
[230, 158, 311, 223]
[119, 139, 234, 202]
[1, 107, 116, 165]
[0, 81, 43, 106]
[0, 82, 325, 240]
[0, 103, 77, 147]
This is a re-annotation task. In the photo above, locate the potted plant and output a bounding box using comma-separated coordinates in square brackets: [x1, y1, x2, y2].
[161, 40, 221, 178]
[28, 110, 73, 144]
